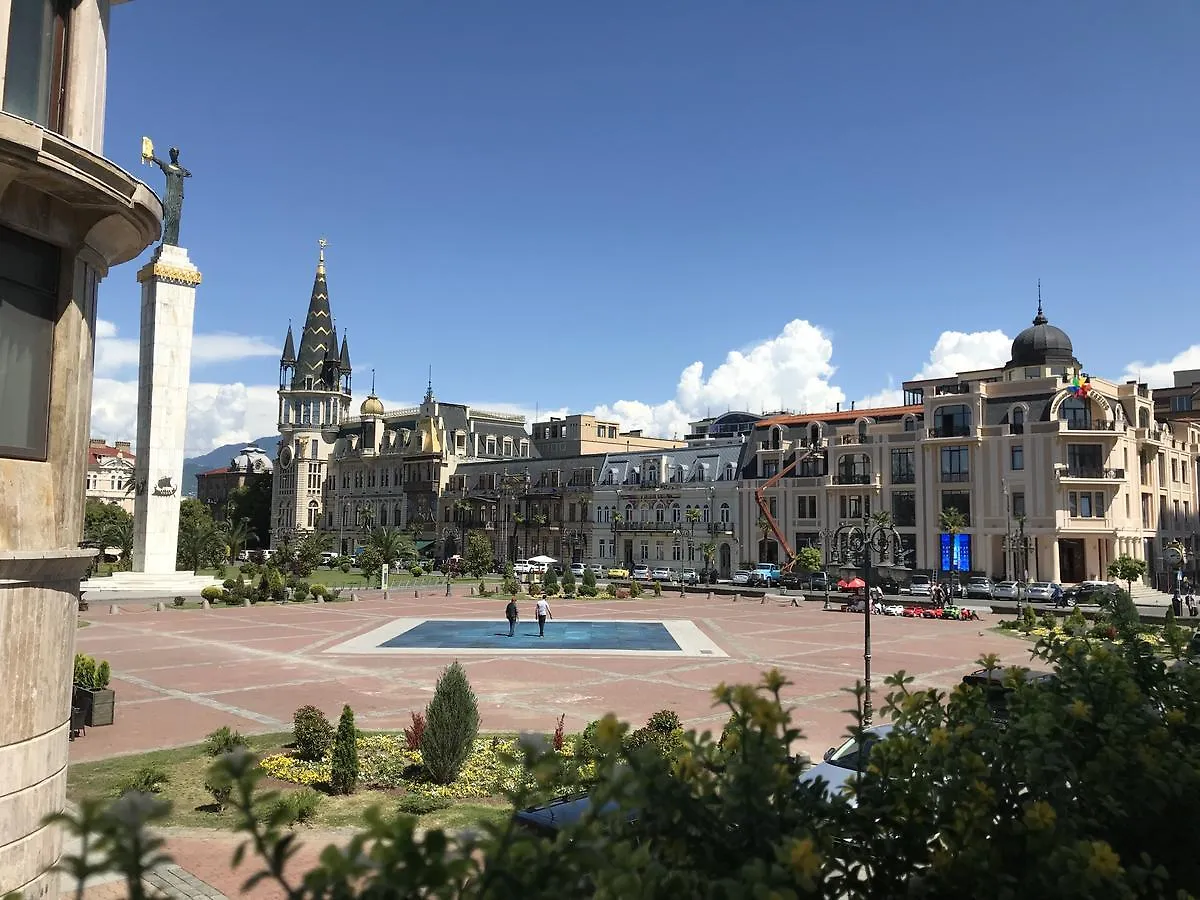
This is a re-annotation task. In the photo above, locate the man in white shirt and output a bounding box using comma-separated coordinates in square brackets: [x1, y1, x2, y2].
[534, 597, 553, 637]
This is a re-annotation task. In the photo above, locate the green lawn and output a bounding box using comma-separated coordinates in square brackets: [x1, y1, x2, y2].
[67, 733, 513, 832]
[196, 568, 504, 590]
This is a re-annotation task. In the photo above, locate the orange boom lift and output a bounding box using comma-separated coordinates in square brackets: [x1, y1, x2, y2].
[753, 445, 820, 573]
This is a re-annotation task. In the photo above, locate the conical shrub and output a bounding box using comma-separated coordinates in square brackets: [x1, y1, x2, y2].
[329, 704, 359, 795]
[420, 661, 480, 784]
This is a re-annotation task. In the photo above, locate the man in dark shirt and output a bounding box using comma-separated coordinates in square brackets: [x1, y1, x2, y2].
[505, 598, 519, 637]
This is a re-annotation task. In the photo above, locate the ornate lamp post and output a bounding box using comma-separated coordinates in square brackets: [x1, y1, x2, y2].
[498, 471, 530, 566]
[826, 515, 906, 726]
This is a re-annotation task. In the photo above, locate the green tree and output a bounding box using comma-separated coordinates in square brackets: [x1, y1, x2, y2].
[790, 546, 823, 576]
[102, 514, 135, 569]
[939, 506, 968, 592]
[561, 567, 576, 596]
[542, 566, 559, 595]
[686, 507, 703, 530]
[328, 704, 359, 795]
[756, 513, 772, 561]
[357, 546, 382, 584]
[502, 561, 520, 596]
[295, 531, 333, 576]
[463, 530, 493, 578]
[420, 662, 480, 784]
[177, 500, 224, 573]
[367, 527, 416, 570]
[1107, 554, 1149, 596]
[532, 513, 548, 555]
[223, 517, 256, 562]
[579, 567, 597, 597]
[226, 477, 271, 548]
[701, 541, 717, 578]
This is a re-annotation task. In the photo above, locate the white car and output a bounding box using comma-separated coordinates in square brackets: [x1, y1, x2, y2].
[731, 570, 753, 585]
[650, 567, 674, 582]
[993, 581, 1022, 600]
[632, 565, 651, 580]
[907, 575, 932, 597]
[513, 559, 533, 575]
[589, 563, 605, 576]
[680, 568, 699, 584]
[569, 562, 586, 578]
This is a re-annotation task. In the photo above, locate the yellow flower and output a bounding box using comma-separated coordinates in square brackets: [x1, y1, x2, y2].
[1068, 699, 1091, 721]
[786, 836, 822, 880]
[761, 669, 787, 693]
[594, 715, 623, 752]
[929, 727, 949, 749]
[1023, 800, 1056, 831]
[1087, 840, 1122, 879]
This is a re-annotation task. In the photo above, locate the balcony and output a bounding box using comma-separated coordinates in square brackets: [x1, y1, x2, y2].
[838, 434, 874, 445]
[939, 472, 970, 483]
[831, 473, 872, 486]
[1062, 418, 1119, 432]
[891, 472, 916, 484]
[1062, 467, 1126, 481]
[1009, 424, 1025, 435]
[927, 426, 972, 438]
[610, 521, 692, 533]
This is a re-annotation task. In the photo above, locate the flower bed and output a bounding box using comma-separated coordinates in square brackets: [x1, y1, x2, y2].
[261, 734, 582, 799]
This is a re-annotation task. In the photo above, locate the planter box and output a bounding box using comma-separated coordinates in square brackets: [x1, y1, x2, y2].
[72, 684, 115, 727]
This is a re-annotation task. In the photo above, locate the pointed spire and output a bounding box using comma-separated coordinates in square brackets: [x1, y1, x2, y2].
[292, 239, 335, 389]
[326, 321, 340, 363]
[317, 237, 327, 276]
[281, 323, 296, 363]
[340, 333, 351, 372]
[424, 366, 435, 403]
[371, 368, 376, 394]
[1033, 279, 1047, 325]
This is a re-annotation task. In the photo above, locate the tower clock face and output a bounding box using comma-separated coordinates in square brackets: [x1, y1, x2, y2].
[279, 445, 293, 469]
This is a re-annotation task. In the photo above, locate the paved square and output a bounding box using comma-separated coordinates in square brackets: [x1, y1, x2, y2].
[328, 617, 724, 656]
[72, 591, 1037, 764]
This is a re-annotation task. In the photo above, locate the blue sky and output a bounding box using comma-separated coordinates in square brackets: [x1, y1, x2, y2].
[91, 1, 1200, 453]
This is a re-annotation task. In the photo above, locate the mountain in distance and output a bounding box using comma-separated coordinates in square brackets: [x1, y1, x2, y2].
[182, 435, 277, 496]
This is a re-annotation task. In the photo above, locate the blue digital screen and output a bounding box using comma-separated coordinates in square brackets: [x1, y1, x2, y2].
[940, 533, 971, 572]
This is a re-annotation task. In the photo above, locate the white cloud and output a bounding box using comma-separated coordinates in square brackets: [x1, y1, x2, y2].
[91, 378, 280, 456]
[592, 319, 846, 439]
[912, 330, 1012, 380]
[93, 319, 279, 377]
[1121, 346, 1200, 389]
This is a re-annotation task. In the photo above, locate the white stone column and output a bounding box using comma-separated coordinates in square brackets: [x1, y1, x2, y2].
[131, 245, 201, 574]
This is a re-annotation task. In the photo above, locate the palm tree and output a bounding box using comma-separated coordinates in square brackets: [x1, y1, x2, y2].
[701, 541, 717, 581]
[685, 507, 702, 531]
[533, 513, 548, 556]
[102, 517, 134, 570]
[367, 527, 415, 569]
[181, 520, 224, 574]
[939, 507, 968, 597]
[223, 517, 256, 562]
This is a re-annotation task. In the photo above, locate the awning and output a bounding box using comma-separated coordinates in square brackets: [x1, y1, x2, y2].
[414, 539, 435, 552]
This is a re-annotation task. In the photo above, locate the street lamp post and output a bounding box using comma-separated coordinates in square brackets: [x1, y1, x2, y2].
[827, 516, 905, 726]
[818, 528, 839, 610]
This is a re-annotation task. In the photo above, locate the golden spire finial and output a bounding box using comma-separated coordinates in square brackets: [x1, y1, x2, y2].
[317, 237, 327, 275]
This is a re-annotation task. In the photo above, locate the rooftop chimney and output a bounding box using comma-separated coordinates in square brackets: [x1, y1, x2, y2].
[851, 401, 856, 410]
[115, 441, 132, 452]
[836, 402, 841, 412]
[89, 438, 106, 447]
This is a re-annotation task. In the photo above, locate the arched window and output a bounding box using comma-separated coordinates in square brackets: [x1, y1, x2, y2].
[857, 419, 869, 440]
[379, 506, 388, 526]
[645, 463, 659, 484]
[903, 414, 918, 432]
[771, 425, 784, 449]
[655, 502, 665, 523]
[702, 504, 711, 523]
[725, 462, 736, 480]
[719, 502, 730, 524]
[671, 502, 681, 523]
[342, 504, 350, 527]
[809, 423, 822, 445]
[307, 501, 320, 528]
[394, 501, 403, 525]
[1059, 397, 1092, 430]
[1011, 407, 1025, 435]
[625, 502, 634, 522]
[933, 404, 971, 437]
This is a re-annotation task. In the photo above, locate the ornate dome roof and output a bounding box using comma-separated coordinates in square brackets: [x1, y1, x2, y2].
[230, 446, 273, 473]
[360, 393, 384, 416]
[1008, 301, 1077, 369]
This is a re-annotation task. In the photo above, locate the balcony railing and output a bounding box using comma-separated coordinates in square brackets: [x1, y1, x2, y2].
[891, 472, 916, 484]
[928, 426, 972, 438]
[838, 434, 873, 445]
[1064, 467, 1126, 480]
[831, 473, 872, 485]
[940, 472, 970, 483]
[610, 521, 687, 533]
[1063, 419, 1118, 432]
[1009, 424, 1024, 435]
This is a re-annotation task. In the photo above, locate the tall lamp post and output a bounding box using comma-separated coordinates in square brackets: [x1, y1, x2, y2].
[826, 515, 905, 726]
[818, 528, 839, 609]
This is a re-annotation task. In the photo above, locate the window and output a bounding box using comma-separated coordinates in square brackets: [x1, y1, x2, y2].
[519, 440, 529, 457]
[485, 436, 497, 455]
[768, 497, 777, 518]
[655, 503, 665, 523]
[719, 502, 730, 524]
[379, 506, 388, 526]
[891, 448, 915, 484]
[672, 543, 682, 561]
[1172, 459, 1178, 482]
[1012, 491, 1026, 518]
[4, 0, 70, 130]
[671, 503, 680, 522]
[762, 460, 778, 478]
[640, 542, 649, 561]
[1171, 395, 1193, 412]
[1024, 367, 1040, 379]
[1010, 444, 1024, 471]
[0, 225, 60, 460]
[891, 491, 916, 527]
[307, 500, 320, 528]
[1059, 397, 1092, 429]
[797, 496, 817, 519]
[932, 404, 971, 437]
[839, 495, 865, 519]
[940, 446, 969, 482]
[836, 453, 870, 484]
[1067, 491, 1105, 519]
[903, 388, 924, 406]
[655, 542, 664, 560]
[1067, 444, 1104, 477]
[503, 437, 513, 456]
[1010, 407, 1025, 435]
[940, 490, 971, 525]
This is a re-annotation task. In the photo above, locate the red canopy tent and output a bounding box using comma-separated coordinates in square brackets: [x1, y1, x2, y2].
[839, 576, 866, 590]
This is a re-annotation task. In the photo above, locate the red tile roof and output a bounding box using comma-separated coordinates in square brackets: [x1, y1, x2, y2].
[200, 467, 231, 476]
[756, 404, 923, 428]
[87, 444, 135, 464]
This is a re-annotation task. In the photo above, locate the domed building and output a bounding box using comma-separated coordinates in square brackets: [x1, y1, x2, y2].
[1003, 299, 1081, 375]
[196, 444, 275, 524]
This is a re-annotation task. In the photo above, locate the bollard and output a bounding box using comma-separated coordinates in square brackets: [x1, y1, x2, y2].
[243, 597, 251, 607]
[155, 601, 164, 612]
[350, 593, 359, 602]
[733, 594, 740, 603]
[445, 581, 451, 597]
[316, 596, 325, 604]
[107, 604, 119, 615]
[707, 591, 713, 600]
[201, 599, 210, 610]
[414, 590, 420, 599]
[469, 586, 474, 596]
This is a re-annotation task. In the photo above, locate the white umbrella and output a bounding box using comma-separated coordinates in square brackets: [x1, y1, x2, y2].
[529, 555, 557, 564]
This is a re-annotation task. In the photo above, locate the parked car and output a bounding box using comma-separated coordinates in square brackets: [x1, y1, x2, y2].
[1024, 581, 1064, 604]
[749, 563, 782, 587]
[876, 575, 900, 595]
[992, 580, 1020, 600]
[632, 565, 651, 580]
[570, 563, 587, 578]
[778, 570, 808, 590]
[965, 576, 995, 601]
[589, 563, 606, 576]
[797, 724, 895, 805]
[514, 559, 533, 575]
[961, 667, 1056, 726]
[650, 567, 674, 582]
[731, 570, 753, 586]
[679, 568, 699, 584]
[907, 575, 932, 597]
[1062, 580, 1119, 607]
[808, 571, 831, 591]
[512, 792, 633, 840]
[606, 566, 629, 579]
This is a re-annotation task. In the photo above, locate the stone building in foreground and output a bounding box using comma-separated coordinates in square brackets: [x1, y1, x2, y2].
[0, 1, 162, 895]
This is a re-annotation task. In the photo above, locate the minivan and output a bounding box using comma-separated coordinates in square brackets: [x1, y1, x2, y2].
[908, 575, 932, 596]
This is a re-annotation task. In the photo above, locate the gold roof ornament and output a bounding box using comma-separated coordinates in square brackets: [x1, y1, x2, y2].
[360, 394, 384, 416]
[317, 237, 327, 276]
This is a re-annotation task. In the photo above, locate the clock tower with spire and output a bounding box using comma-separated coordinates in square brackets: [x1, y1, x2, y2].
[271, 240, 352, 543]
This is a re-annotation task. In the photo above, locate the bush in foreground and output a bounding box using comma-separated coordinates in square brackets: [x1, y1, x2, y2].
[204, 725, 247, 757]
[292, 705, 334, 761]
[329, 705, 360, 795]
[420, 662, 480, 784]
[41, 615, 1200, 899]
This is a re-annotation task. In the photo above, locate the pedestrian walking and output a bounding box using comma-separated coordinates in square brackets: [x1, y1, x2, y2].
[534, 597, 553, 637]
[1188, 592, 1197, 618]
[505, 598, 519, 637]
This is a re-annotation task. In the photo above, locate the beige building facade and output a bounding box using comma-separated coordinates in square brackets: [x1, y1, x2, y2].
[532, 413, 684, 458]
[84, 438, 135, 513]
[0, 1, 162, 895]
[739, 306, 1200, 586]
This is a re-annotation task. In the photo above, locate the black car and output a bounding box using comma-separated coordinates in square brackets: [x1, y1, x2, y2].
[512, 792, 635, 840]
[778, 571, 808, 590]
[1061, 581, 1119, 607]
[961, 667, 1056, 726]
[876, 576, 900, 595]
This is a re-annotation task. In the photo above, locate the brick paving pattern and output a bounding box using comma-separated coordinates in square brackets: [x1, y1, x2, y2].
[71, 590, 1034, 890]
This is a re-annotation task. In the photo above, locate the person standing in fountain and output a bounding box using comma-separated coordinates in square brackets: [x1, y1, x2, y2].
[505, 597, 520, 637]
[534, 596, 553, 637]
